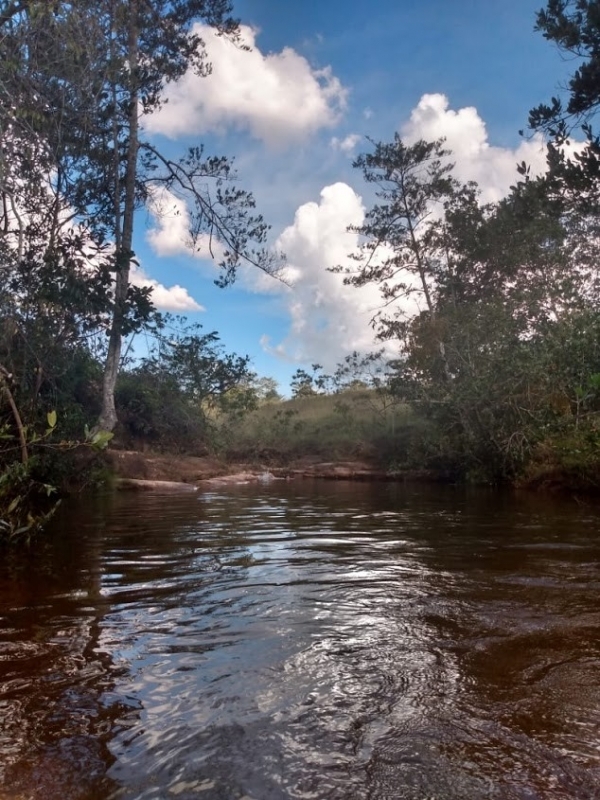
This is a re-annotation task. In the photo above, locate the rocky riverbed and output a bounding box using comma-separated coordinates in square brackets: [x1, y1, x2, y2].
[105, 449, 429, 491]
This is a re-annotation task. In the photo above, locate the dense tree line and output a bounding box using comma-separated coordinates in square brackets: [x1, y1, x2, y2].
[329, 0, 600, 483]
[282, 1, 600, 485]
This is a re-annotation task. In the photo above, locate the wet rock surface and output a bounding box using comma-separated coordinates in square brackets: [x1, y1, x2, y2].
[105, 450, 443, 492]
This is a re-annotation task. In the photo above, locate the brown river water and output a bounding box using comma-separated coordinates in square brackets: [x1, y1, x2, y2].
[0, 481, 599, 800]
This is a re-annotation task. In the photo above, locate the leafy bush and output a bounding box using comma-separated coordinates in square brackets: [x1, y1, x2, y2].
[115, 369, 208, 453]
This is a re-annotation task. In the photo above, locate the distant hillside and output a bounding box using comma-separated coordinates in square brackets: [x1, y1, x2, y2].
[223, 389, 425, 466]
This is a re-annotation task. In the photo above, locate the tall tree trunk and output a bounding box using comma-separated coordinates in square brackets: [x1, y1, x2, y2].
[403, 188, 451, 382]
[97, 0, 139, 432]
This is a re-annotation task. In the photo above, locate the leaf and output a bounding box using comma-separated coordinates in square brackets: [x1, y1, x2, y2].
[90, 430, 114, 450]
[8, 496, 21, 513]
[47, 410, 57, 428]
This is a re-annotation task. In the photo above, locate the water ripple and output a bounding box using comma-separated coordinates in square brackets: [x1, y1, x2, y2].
[1, 484, 600, 799]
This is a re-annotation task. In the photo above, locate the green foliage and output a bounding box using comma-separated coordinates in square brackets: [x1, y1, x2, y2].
[151, 316, 253, 403]
[1, 0, 283, 436]
[290, 366, 322, 398]
[0, 460, 59, 543]
[115, 317, 255, 453]
[115, 369, 208, 452]
[227, 389, 414, 465]
[251, 376, 282, 404]
[0, 394, 115, 542]
[530, 1, 600, 135]
[530, 3, 600, 232]
[335, 123, 600, 485]
[522, 418, 600, 491]
[1, 0, 281, 526]
[386, 248, 600, 482]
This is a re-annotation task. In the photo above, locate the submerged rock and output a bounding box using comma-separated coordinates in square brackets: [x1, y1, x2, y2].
[116, 478, 198, 492]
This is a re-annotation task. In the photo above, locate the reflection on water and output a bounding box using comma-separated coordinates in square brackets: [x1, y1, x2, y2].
[1, 482, 600, 799]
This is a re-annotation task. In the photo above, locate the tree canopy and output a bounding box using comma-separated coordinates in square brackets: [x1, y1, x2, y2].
[1, 0, 282, 433]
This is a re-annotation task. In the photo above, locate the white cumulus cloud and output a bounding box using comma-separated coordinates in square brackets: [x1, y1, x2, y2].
[130, 263, 204, 312]
[146, 187, 191, 256]
[401, 93, 548, 202]
[330, 133, 361, 154]
[260, 182, 391, 368]
[255, 95, 569, 369]
[146, 185, 225, 264]
[145, 24, 347, 148]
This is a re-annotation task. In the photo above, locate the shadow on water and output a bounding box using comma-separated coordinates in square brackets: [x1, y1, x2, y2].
[0, 482, 599, 799]
[0, 493, 139, 799]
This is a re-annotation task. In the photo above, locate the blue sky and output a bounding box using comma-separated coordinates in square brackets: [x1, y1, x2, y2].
[132, 0, 571, 393]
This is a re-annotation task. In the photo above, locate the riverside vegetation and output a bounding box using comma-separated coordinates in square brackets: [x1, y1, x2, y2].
[3, 0, 600, 539]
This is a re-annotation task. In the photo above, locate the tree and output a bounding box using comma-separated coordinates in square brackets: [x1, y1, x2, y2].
[116, 317, 255, 450]
[336, 136, 458, 339]
[337, 127, 600, 479]
[530, 1, 600, 137]
[335, 136, 466, 391]
[252, 376, 282, 403]
[1, 1, 282, 433]
[385, 164, 600, 480]
[290, 364, 330, 398]
[529, 2, 600, 215]
[439, 174, 577, 323]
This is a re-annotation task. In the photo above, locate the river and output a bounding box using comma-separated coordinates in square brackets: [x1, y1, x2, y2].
[0, 481, 599, 799]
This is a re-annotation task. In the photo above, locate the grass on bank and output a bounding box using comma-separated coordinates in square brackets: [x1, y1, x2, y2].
[220, 389, 427, 467]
